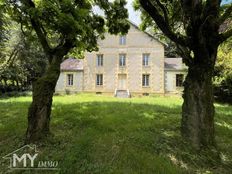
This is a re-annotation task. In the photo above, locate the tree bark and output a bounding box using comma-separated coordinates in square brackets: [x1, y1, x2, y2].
[25, 56, 62, 143]
[181, 64, 215, 149]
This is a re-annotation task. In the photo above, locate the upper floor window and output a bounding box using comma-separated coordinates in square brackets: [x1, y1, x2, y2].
[67, 74, 73, 86]
[142, 74, 150, 87]
[176, 74, 184, 87]
[96, 74, 103, 86]
[97, 54, 103, 66]
[119, 54, 126, 67]
[119, 35, 126, 45]
[143, 54, 150, 66]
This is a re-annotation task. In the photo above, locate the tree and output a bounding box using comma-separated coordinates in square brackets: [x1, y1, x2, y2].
[7, 0, 129, 142]
[0, 1, 8, 59]
[0, 18, 47, 93]
[137, 15, 179, 57]
[214, 37, 232, 103]
[0, 34, 47, 93]
[135, 0, 232, 149]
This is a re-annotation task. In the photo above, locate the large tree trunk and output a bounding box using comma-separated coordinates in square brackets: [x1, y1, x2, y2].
[181, 64, 215, 149]
[25, 56, 62, 143]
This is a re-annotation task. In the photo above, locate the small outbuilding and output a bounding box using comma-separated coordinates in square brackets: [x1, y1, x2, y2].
[164, 58, 187, 93]
[55, 58, 84, 94]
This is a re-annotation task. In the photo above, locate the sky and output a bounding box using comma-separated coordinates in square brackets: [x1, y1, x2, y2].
[126, 0, 232, 25]
[126, 0, 141, 25]
[93, 0, 141, 25]
[222, 0, 232, 4]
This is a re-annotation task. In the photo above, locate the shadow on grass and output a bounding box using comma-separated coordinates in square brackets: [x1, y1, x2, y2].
[51, 101, 232, 174]
[0, 99, 232, 174]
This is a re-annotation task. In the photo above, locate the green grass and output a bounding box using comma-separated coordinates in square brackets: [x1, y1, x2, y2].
[0, 94, 231, 174]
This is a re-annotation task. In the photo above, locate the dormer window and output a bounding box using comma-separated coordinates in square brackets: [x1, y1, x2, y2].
[119, 35, 126, 45]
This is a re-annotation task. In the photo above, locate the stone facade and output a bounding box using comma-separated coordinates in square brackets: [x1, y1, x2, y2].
[164, 58, 187, 93]
[55, 71, 84, 94]
[83, 23, 165, 95]
[55, 23, 187, 95]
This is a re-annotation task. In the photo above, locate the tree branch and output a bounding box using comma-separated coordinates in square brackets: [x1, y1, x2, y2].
[205, 0, 222, 7]
[139, 0, 189, 47]
[181, 0, 203, 18]
[219, 4, 232, 24]
[24, 0, 51, 55]
[203, 0, 221, 23]
[7, 47, 18, 64]
[154, 0, 169, 23]
[176, 44, 193, 67]
[219, 28, 232, 43]
[51, 37, 76, 61]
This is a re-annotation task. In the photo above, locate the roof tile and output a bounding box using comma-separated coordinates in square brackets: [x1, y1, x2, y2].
[164, 58, 184, 70]
[61, 58, 83, 71]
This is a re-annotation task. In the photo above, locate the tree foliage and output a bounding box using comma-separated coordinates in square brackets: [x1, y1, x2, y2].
[0, 20, 47, 93]
[0, 1, 9, 59]
[135, 0, 232, 149]
[214, 38, 232, 102]
[6, 0, 130, 59]
[5, 0, 130, 142]
[134, 0, 232, 64]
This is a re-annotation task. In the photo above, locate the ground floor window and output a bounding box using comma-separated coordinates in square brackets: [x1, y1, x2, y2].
[96, 74, 103, 86]
[176, 74, 184, 87]
[142, 74, 150, 87]
[67, 74, 73, 86]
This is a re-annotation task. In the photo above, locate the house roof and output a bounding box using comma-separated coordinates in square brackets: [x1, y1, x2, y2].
[61, 58, 83, 71]
[128, 21, 167, 46]
[164, 58, 186, 70]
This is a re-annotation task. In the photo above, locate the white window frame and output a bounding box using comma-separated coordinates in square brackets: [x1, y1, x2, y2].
[67, 74, 73, 86]
[119, 35, 126, 45]
[142, 74, 150, 87]
[97, 54, 103, 66]
[143, 54, 150, 66]
[96, 74, 103, 86]
[119, 54, 126, 67]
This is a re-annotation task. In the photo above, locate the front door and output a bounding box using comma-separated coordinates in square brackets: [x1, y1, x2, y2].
[118, 74, 127, 89]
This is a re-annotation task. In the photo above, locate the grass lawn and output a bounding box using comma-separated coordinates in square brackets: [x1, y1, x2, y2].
[0, 94, 231, 174]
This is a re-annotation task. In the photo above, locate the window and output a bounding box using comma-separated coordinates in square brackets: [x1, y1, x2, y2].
[142, 74, 150, 87]
[96, 74, 103, 86]
[97, 54, 103, 66]
[176, 74, 184, 87]
[143, 54, 150, 66]
[119, 54, 126, 67]
[67, 74, 73, 86]
[119, 35, 126, 45]
[143, 93, 149, 96]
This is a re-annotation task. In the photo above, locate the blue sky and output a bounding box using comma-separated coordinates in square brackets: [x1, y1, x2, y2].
[127, 0, 232, 25]
[222, 0, 232, 4]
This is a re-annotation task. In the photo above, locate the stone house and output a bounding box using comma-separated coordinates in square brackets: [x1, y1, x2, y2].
[55, 23, 187, 96]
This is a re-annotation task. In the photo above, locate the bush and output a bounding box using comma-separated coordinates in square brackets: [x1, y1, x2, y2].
[214, 74, 232, 104]
[0, 91, 32, 98]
